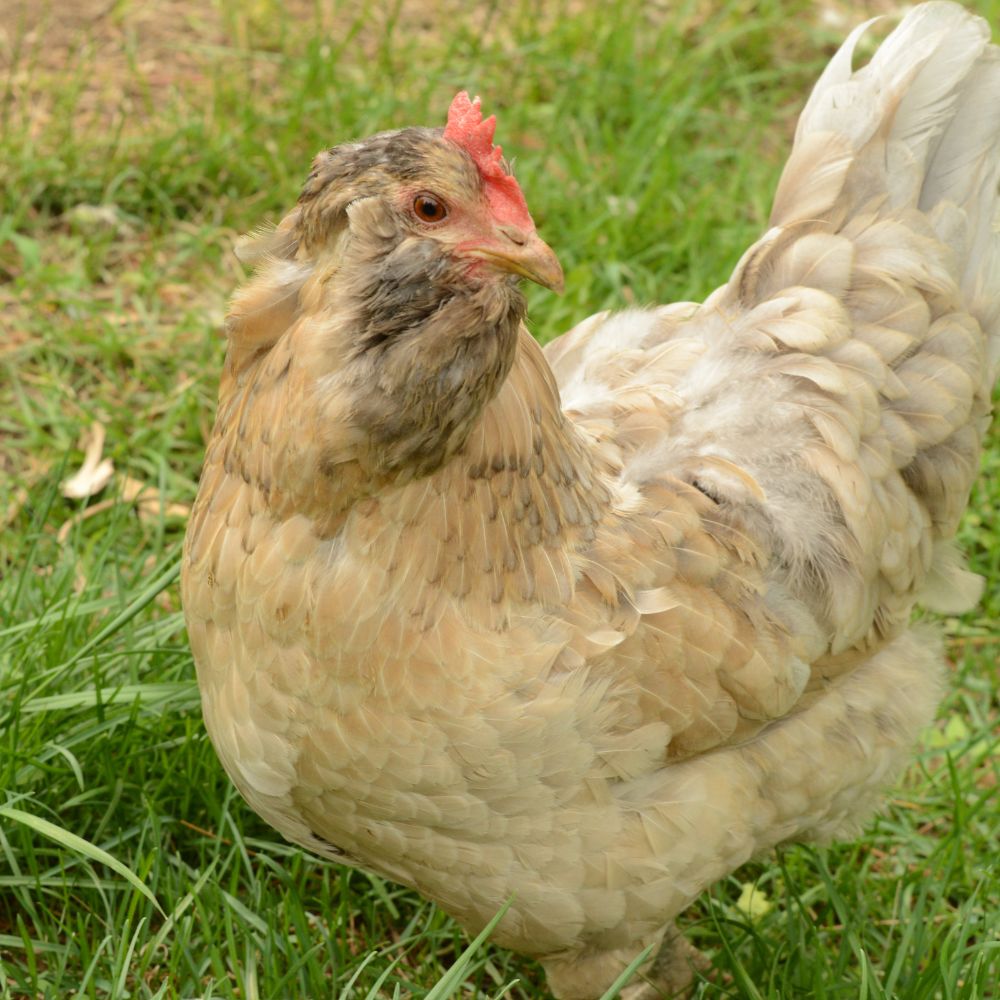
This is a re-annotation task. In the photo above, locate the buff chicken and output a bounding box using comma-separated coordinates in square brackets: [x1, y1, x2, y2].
[181, 4, 999, 996]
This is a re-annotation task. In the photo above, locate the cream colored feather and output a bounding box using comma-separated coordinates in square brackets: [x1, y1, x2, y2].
[183, 5, 999, 998]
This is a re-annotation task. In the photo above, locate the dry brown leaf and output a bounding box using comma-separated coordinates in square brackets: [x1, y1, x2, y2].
[55, 475, 190, 543]
[61, 422, 114, 499]
[119, 475, 191, 522]
[56, 497, 116, 544]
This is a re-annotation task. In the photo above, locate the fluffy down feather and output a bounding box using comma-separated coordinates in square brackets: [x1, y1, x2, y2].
[182, 4, 999, 997]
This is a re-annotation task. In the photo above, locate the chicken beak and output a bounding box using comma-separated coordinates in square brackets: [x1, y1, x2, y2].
[469, 230, 565, 293]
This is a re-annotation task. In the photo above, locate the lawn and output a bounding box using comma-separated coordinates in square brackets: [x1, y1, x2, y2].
[0, 0, 997, 996]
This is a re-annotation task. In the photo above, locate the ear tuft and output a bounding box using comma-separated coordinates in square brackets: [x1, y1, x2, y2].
[235, 209, 300, 267]
[225, 209, 310, 372]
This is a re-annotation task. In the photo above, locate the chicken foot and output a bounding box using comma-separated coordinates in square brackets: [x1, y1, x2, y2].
[542, 923, 708, 1000]
[620, 925, 709, 1000]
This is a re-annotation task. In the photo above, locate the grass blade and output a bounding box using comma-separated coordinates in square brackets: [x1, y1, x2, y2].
[424, 899, 513, 1000]
[597, 943, 655, 1000]
[0, 805, 163, 915]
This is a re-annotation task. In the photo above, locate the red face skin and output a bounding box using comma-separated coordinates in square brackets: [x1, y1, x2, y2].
[400, 183, 563, 292]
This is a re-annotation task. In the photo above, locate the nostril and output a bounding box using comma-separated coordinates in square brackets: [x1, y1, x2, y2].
[498, 225, 528, 246]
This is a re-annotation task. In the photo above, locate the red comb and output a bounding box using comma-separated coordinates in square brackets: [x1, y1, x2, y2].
[443, 91, 534, 231]
[444, 92, 505, 180]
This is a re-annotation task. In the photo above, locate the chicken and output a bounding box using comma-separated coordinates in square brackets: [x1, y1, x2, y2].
[181, 4, 999, 997]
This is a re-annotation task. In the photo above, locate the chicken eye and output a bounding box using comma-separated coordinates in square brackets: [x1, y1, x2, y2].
[412, 193, 448, 224]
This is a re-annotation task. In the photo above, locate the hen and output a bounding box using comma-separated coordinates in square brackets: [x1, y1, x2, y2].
[181, 4, 999, 997]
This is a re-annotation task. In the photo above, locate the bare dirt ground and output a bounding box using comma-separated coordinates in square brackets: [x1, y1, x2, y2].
[1, 0, 902, 137]
[1, 0, 533, 135]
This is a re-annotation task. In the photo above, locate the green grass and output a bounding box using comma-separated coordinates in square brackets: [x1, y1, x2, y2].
[1, 0, 998, 996]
